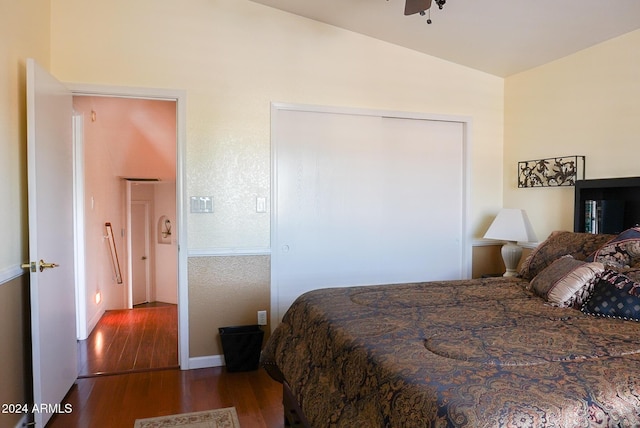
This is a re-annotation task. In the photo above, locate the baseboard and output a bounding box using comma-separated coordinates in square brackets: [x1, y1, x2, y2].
[188, 354, 225, 370]
[84, 307, 105, 340]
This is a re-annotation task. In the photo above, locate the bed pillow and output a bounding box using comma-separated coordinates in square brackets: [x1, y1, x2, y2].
[586, 227, 640, 269]
[529, 256, 605, 307]
[519, 231, 614, 281]
[581, 270, 640, 321]
[616, 267, 640, 283]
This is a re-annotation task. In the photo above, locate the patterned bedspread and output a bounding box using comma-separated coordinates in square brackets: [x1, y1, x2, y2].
[261, 277, 640, 427]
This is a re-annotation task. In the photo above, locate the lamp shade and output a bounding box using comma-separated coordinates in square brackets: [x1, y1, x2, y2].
[483, 209, 537, 243]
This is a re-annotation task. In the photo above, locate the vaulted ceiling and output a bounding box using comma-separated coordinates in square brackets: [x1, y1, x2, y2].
[250, 0, 640, 77]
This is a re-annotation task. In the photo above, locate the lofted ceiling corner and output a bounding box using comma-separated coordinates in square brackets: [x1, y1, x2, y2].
[249, 0, 640, 77]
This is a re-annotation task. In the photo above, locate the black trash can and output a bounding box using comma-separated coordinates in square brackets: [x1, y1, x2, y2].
[218, 325, 264, 372]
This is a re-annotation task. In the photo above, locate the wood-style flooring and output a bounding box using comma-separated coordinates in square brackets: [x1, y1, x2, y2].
[77, 304, 178, 378]
[47, 367, 283, 428]
[47, 304, 284, 427]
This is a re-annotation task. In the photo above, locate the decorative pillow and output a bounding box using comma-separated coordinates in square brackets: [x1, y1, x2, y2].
[586, 227, 640, 269]
[581, 270, 640, 321]
[529, 256, 605, 307]
[616, 267, 640, 283]
[519, 231, 613, 281]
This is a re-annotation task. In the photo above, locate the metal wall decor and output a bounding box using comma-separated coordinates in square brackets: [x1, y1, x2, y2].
[518, 155, 585, 188]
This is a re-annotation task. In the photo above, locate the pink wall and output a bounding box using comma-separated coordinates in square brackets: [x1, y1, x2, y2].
[73, 96, 176, 331]
[76, 96, 176, 180]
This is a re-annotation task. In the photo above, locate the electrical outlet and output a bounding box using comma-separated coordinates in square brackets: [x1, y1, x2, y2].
[257, 310, 267, 326]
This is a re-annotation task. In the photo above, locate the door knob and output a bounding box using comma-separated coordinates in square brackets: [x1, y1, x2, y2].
[142, 256, 147, 260]
[39, 259, 59, 272]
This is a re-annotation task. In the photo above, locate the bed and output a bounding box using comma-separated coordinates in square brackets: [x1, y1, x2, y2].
[261, 230, 640, 427]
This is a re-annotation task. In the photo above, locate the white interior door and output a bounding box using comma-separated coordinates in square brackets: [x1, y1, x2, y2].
[131, 202, 150, 305]
[272, 105, 467, 322]
[26, 59, 77, 427]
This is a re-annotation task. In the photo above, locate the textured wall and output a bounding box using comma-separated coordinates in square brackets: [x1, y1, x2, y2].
[0, 276, 30, 428]
[50, 0, 505, 250]
[188, 255, 270, 356]
[505, 30, 640, 239]
[50, 0, 505, 360]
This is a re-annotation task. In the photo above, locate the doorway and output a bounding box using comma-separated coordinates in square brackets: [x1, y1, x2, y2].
[69, 84, 189, 371]
[131, 200, 151, 305]
[126, 180, 178, 308]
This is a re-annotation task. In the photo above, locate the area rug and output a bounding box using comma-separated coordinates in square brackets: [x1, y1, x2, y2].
[134, 407, 240, 428]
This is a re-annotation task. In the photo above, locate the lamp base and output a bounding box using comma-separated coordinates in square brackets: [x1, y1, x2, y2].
[501, 242, 523, 277]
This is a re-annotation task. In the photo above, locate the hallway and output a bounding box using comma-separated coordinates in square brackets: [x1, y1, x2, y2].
[77, 303, 178, 378]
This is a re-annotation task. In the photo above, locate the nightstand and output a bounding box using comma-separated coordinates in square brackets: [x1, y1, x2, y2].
[481, 273, 503, 278]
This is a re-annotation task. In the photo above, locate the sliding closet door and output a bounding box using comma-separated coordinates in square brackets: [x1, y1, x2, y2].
[271, 105, 467, 322]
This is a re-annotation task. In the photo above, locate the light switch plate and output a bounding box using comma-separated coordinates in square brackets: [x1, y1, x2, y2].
[256, 197, 267, 213]
[190, 196, 213, 213]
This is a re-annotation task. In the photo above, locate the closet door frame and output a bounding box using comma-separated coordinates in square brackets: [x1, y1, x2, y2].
[270, 102, 472, 326]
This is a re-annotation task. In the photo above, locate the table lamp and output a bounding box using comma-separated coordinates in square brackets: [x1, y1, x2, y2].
[483, 208, 537, 277]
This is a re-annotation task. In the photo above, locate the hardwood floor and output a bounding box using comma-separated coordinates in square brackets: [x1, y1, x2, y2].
[49, 304, 284, 427]
[77, 304, 178, 378]
[47, 367, 284, 428]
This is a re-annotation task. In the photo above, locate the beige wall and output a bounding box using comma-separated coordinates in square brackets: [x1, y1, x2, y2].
[189, 256, 270, 356]
[50, 0, 505, 358]
[0, 276, 30, 428]
[2, 0, 636, 380]
[471, 245, 533, 278]
[471, 245, 504, 278]
[50, 0, 505, 246]
[504, 30, 640, 240]
[7, 0, 637, 368]
[0, 0, 51, 423]
[0, 0, 50, 270]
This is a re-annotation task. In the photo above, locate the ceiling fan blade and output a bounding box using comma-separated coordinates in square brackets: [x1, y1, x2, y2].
[404, 0, 432, 16]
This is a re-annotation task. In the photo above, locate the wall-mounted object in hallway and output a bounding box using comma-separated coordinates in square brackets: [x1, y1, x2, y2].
[158, 215, 172, 244]
[105, 222, 123, 284]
